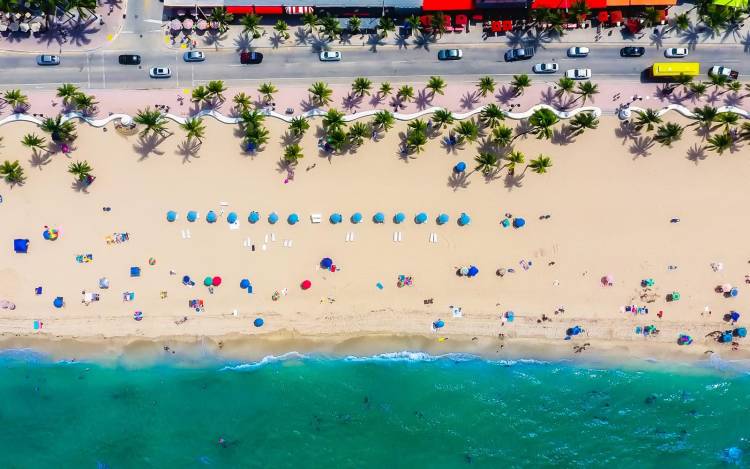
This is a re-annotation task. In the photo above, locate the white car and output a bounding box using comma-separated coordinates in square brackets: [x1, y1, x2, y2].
[149, 67, 171, 78]
[532, 63, 559, 74]
[319, 50, 342, 62]
[664, 48, 688, 58]
[567, 46, 590, 57]
[565, 68, 592, 80]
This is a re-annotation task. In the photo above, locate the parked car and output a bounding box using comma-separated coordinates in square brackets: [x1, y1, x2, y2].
[240, 51, 264, 64]
[149, 67, 171, 78]
[504, 47, 534, 62]
[532, 63, 559, 74]
[319, 50, 342, 62]
[565, 68, 592, 80]
[567, 46, 590, 58]
[664, 47, 688, 58]
[183, 51, 205, 62]
[437, 49, 463, 60]
[620, 46, 645, 57]
[36, 54, 60, 66]
[118, 54, 141, 65]
[709, 65, 739, 80]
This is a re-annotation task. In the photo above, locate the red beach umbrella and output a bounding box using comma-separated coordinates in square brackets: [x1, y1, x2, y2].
[212, 276, 222, 286]
[301, 280, 312, 290]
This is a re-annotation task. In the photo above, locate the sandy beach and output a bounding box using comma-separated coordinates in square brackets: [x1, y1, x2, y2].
[1, 113, 749, 363]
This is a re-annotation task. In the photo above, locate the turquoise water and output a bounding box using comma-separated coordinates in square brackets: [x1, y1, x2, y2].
[1, 351, 748, 468]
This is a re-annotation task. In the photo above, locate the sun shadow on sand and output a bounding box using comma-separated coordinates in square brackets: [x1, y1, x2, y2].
[29, 150, 52, 170]
[71, 178, 90, 193]
[629, 136, 655, 159]
[176, 139, 202, 163]
[133, 134, 167, 160]
[503, 171, 524, 190]
[686, 143, 708, 164]
[447, 171, 470, 191]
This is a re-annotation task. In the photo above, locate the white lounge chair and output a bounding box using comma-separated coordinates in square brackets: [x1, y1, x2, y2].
[310, 213, 322, 224]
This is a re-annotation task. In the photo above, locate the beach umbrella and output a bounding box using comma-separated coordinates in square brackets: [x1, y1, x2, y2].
[730, 311, 740, 322]
[301, 280, 312, 290]
[572, 326, 582, 335]
[99, 277, 109, 289]
[730, 288, 739, 297]
[467, 265, 479, 277]
[458, 212, 471, 226]
[505, 311, 515, 322]
[513, 217, 526, 228]
[182, 275, 192, 285]
[433, 319, 445, 329]
[735, 327, 747, 338]
[288, 213, 299, 225]
[182, 18, 194, 29]
[206, 211, 217, 223]
[170, 18, 181, 31]
[330, 213, 343, 224]
[53, 297, 64, 308]
[351, 212, 363, 224]
[459, 266, 469, 276]
[415, 212, 428, 224]
[254, 317, 264, 327]
[248, 211, 260, 224]
[212, 276, 222, 287]
[394, 212, 406, 224]
[227, 212, 238, 224]
[240, 278, 250, 289]
[721, 332, 733, 343]
[196, 19, 208, 30]
[203, 276, 212, 286]
[320, 257, 333, 269]
[166, 210, 177, 222]
[454, 161, 467, 173]
[187, 211, 197, 222]
[42, 228, 59, 240]
[436, 213, 449, 225]
[373, 212, 385, 224]
[268, 212, 279, 224]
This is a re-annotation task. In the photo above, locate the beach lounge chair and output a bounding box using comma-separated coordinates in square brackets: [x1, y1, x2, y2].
[13, 239, 29, 253]
[123, 291, 135, 301]
[310, 213, 322, 224]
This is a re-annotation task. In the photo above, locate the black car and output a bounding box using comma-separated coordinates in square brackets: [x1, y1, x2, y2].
[504, 47, 534, 62]
[118, 54, 141, 65]
[620, 47, 645, 57]
[240, 51, 263, 64]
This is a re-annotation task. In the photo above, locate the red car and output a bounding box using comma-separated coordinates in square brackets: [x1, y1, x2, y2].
[240, 52, 263, 64]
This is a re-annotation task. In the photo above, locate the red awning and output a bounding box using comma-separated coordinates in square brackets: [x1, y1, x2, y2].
[531, 0, 572, 9]
[455, 14, 468, 25]
[585, 0, 607, 7]
[226, 6, 253, 14]
[420, 15, 432, 27]
[254, 6, 282, 14]
[422, 0, 474, 11]
[491, 21, 502, 32]
[443, 15, 452, 27]
[285, 6, 313, 14]
[472, 14, 483, 20]
[502, 20, 513, 31]
[597, 10, 609, 22]
[626, 18, 641, 33]
[610, 10, 623, 22]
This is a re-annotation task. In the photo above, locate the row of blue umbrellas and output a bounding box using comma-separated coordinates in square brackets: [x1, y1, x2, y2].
[168, 210, 472, 226]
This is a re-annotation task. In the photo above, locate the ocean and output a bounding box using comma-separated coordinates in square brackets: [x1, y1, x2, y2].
[0, 350, 748, 468]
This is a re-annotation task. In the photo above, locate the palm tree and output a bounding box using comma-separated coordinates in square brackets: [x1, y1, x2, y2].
[379, 82, 393, 98]
[133, 108, 169, 138]
[283, 143, 304, 165]
[670, 12, 691, 32]
[474, 151, 499, 175]
[0, 160, 25, 185]
[406, 130, 428, 154]
[56, 83, 80, 105]
[319, 15, 342, 41]
[69, 0, 97, 19]
[289, 116, 310, 138]
[492, 125, 513, 147]
[372, 110, 395, 132]
[396, 85, 415, 102]
[232, 92, 252, 112]
[688, 82, 708, 99]
[239, 109, 265, 131]
[477, 76, 496, 97]
[569, 0, 590, 24]
[574, 81, 599, 104]
[191, 86, 211, 106]
[740, 122, 750, 142]
[641, 6, 661, 27]
[430, 12, 448, 37]
[408, 118, 428, 136]
[323, 108, 346, 132]
[511, 74, 532, 96]
[556, 77, 575, 97]
[3, 89, 28, 110]
[528, 154, 553, 174]
[503, 150, 525, 175]
[40, 116, 77, 142]
[209, 7, 234, 34]
[453, 119, 480, 143]
[309, 81, 333, 106]
[634, 109, 662, 132]
[654, 122, 684, 147]
[180, 117, 206, 144]
[528, 108, 559, 140]
[240, 13, 262, 38]
[258, 82, 278, 103]
[347, 16, 361, 35]
[327, 128, 348, 153]
[22, 133, 47, 152]
[377, 16, 396, 38]
[690, 105, 718, 129]
[274, 19, 290, 40]
[672, 73, 693, 91]
[301, 12, 318, 34]
[352, 77, 373, 96]
[707, 73, 729, 92]
[347, 121, 370, 147]
[72, 93, 98, 114]
[206, 80, 227, 102]
[68, 160, 93, 182]
[426, 76, 446, 96]
[706, 131, 733, 154]
[724, 81, 742, 95]
[405, 14, 422, 34]
[432, 109, 454, 129]
[244, 125, 270, 150]
[715, 112, 739, 131]
[479, 103, 505, 129]
[568, 111, 599, 136]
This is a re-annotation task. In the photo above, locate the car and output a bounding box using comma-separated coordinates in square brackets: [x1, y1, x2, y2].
[709, 65, 739, 80]
[183, 51, 205, 62]
[565, 68, 592, 80]
[532, 63, 559, 74]
[620, 46, 645, 57]
[118, 54, 141, 65]
[437, 49, 463, 60]
[240, 51, 264, 64]
[36, 54, 60, 66]
[149, 67, 171, 78]
[504, 47, 534, 62]
[567, 46, 590, 58]
[664, 47, 688, 58]
[319, 50, 342, 62]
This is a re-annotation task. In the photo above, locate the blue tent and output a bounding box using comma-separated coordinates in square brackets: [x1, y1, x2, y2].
[734, 327, 747, 338]
[320, 257, 333, 269]
[187, 211, 198, 222]
[268, 212, 279, 224]
[248, 211, 260, 223]
[458, 212, 471, 226]
[330, 213, 343, 224]
[227, 212, 238, 224]
[254, 318, 264, 328]
[467, 265, 479, 277]
[206, 211, 217, 223]
[394, 212, 406, 224]
[513, 217, 526, 228]
[166, 210, 177, 222]
[437, 213, 449, 225]
[351, 212, 363, 224]
[53, 296, 64, 308]
[13, 239, 29, 253]
[454, 161, 467, 173]
[373, 212, 385, 224]
[433, 319, 445, 329]
[415, 212, 428, 224]
[288, 213, 299, 225]
[240, 278, 250, 289]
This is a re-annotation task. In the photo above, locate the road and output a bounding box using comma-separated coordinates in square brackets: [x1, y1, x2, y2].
[0, 43, 746, 90]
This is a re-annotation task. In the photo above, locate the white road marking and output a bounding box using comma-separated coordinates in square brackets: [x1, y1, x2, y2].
[101, 54, 106, 89]
[86, 54, 91, 88]
[143, 19, 162, 24]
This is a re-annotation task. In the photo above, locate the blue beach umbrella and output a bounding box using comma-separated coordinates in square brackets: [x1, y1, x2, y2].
[240, 279, 250, 289]
[394, 212, 406, 224]
[288, 213, 299, 225]
[373, 212, 385, 224]
[330, 213, 343, 224]
[437, 213, 449, 225]
[227, 212, 238, 224]
[730, 288, 739, 297]
[248, 211, 260, 224]
[320, 257, 333, 269]
[433, 319, 445, 329]
[415, 212, 428, 224]
[721, 332, 733, 343]
[166, 210, 177, 222]
[253, 318, 264, 328]
[454, 162, 467, 173]
[268, 212, 279, 224]
[206, 211, 217, 223]
[467, 265, 479, 277]
[458, 212, 471, 226]
[730, 311, 741, 322]
[53, 297, 64, 308]
[735, 327, 747, 338]
[513, 217, 526, 228]
[351, 212, 363, 224]
[187, 211, 198, 222]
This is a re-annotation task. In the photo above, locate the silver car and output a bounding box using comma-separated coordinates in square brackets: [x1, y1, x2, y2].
[183, 51, 205, 62]
[664, 47, 688, 58]
[532, 63, 559, 74]
[567, 46, 590, 58]
[149, 67, 171, 78]
[565, 68, 592, 80]
[319, 50, 341, 62]
[36, 54, 60, 66]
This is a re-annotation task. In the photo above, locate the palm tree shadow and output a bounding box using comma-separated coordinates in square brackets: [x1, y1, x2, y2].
[551, 126, 575, 145]
[29, 150, 52, 170]
[412, 33, 434, 51]
[495, 86, 517, 104]
[275, 159, 293, 174]
[309, 36, 329, 53]
[721, 22, 743, 43]
[294, 27, 309, 46]
[369, 94, 386, 107]
[338, 33, 353, 45]
[686, 143, 708, 164]
[415, 89, 433, 110]
[503, 171, 525, 190]
[234, 33, 252, 52]
[649, 29, 669, 49]
[441, 136, 460, 154]
[679, 26, 701, 50]
[723, 93, 744, 107]
[705, 89, 721, 105]
[71, 179, 90, 193]
[629, 135, 655, 158]
[281, 132, 300, 146]
[460, 91, 481, 110]
[68, 21, 99, 47]
[204, 31, 227, 50]
[539, 86, 558, 105]
[741, 31, 750, 54]
[176, 139, 201, 163]
[367, 33, 385, 52]
[394, 34, 409, 49]
[133, 134, 166, 160]
[695, 125, 712, 140]
[342, 93, 363, 111]
[514, 120, 533, 139]
[614, 121, 639, 142]
[482, 167, 503, 183]
[447, 171, 471, 191]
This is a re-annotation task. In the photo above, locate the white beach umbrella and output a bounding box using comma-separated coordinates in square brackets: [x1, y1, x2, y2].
[170, 19, 181, 31]
[19, 22, 29, 32]
[182, 18, 194, 30]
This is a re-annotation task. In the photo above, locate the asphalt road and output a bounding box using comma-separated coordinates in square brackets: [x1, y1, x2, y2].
[0, 43, 746, 90]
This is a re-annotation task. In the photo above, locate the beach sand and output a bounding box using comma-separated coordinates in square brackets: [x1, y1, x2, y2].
[1, 115, 748, 362]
